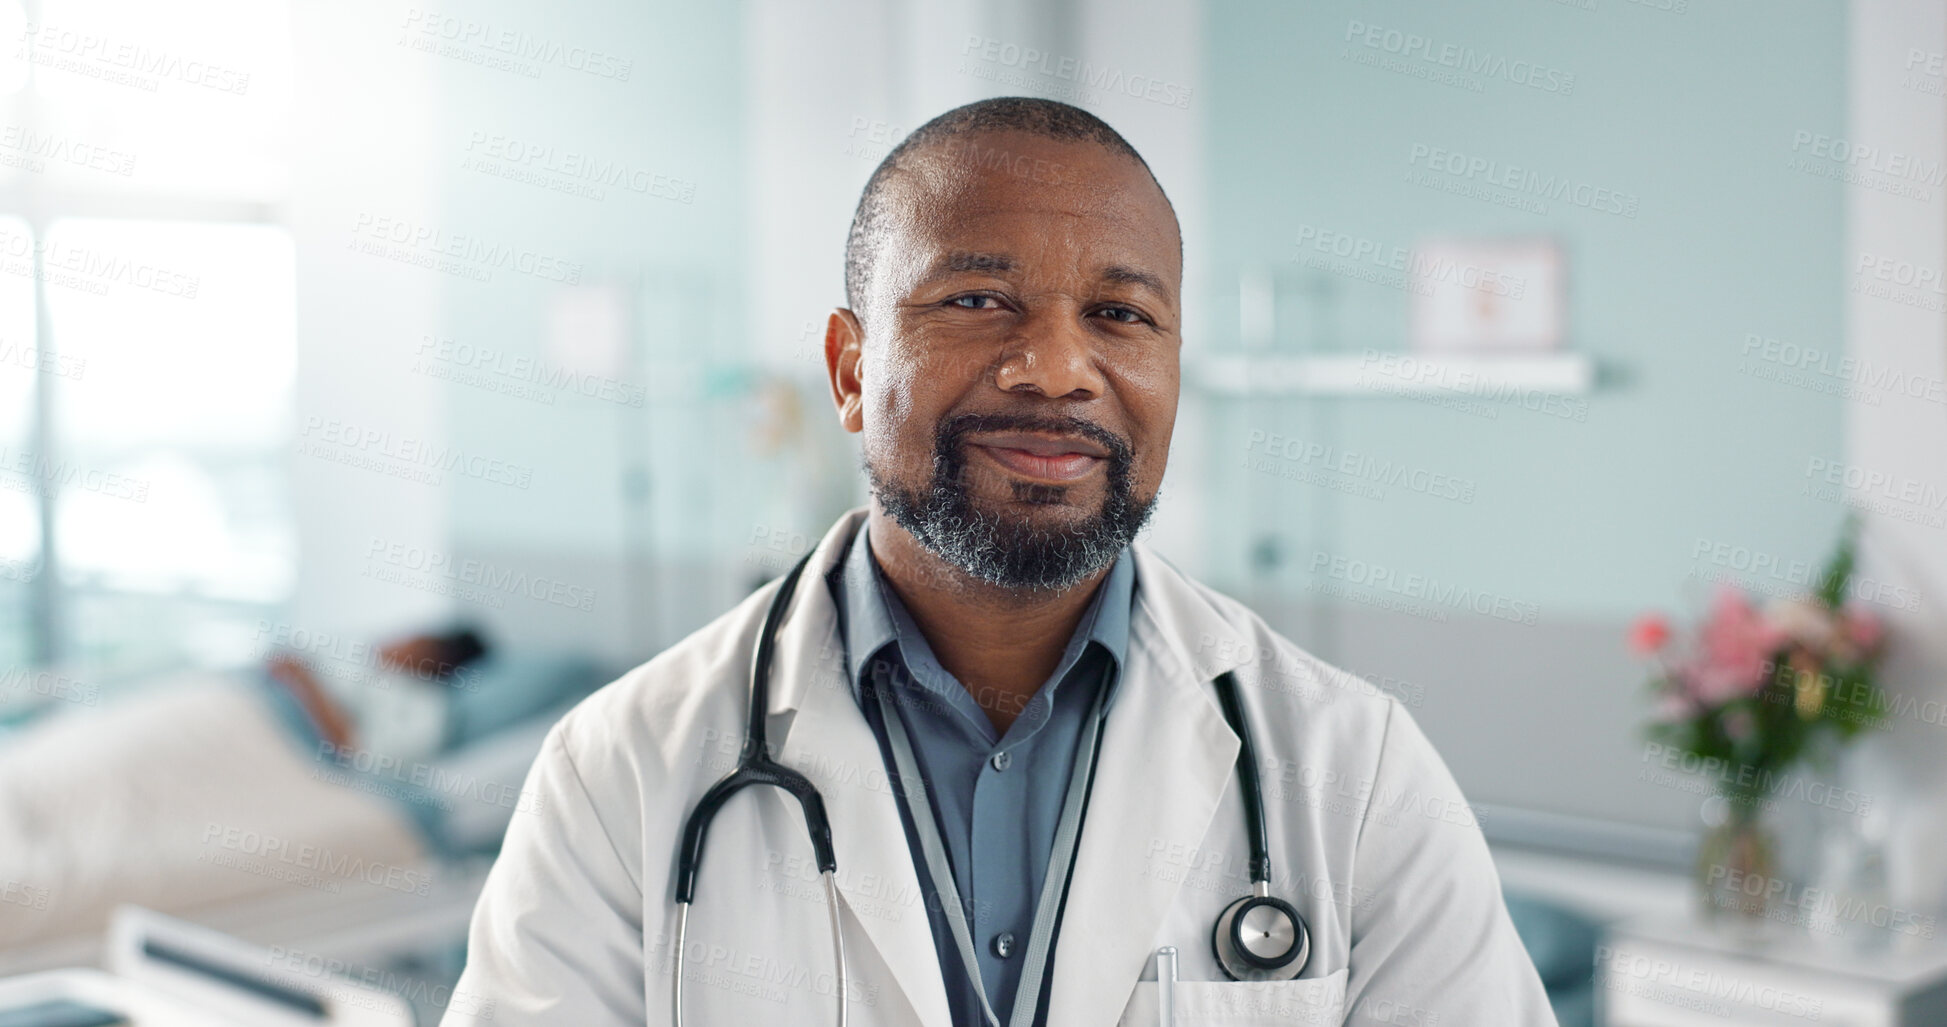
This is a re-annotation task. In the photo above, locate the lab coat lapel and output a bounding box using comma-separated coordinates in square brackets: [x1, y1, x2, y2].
[769, 508, 954, 1027]
[1044, 544, 1252, 1027]
[763, 514, 1255, 1027]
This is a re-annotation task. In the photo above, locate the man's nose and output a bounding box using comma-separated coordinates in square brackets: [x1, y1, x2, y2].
[992, 307, 1107, 400]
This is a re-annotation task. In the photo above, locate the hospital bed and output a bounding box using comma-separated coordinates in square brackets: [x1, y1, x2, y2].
[0, 906, 417, 1025]
[0, 659, 600, 1025]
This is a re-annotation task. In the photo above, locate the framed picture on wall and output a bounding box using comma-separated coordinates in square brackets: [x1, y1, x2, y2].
[1409, 238, 1566, 352]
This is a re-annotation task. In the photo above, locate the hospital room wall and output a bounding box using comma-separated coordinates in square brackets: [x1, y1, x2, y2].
[426, 0, 1213, 666]
[734, 0, 1213, 567]
[418, 0, 757, 663]
[286, 0, 751, 658]
[1847, 0, 1947, 922]
[288, 0, 449, 641]
[1196, 1, 1854, 843]
[310, 0, 1883, 852]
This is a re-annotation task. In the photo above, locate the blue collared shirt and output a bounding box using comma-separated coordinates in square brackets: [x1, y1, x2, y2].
[824, 521, 1135, 1024]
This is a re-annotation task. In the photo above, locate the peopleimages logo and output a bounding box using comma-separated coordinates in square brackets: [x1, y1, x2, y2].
[0, 125, 138, 177]
[1597, 946, 1823, 1021]
[316, 740, 543, 814]
[1308, 551, 1541, 626]
[1639, 743, 1876, 816]
[0, 224, 199, 299]
[0, 879, 50, 911]
[399, 8, 633, 81]
[264, 945, 495, 1020]
[1353, 350, 1591, 422]
[1689, 536, 1920, 612]
[16, 20, 252, 94]
[1293, 223, 1527, 298]
[298, 416, 534, 489]
[364, 537, 597, 612]
[1803, 457, 1947, 510]
[414, 335, 646, 407]
[1245, 430, 1478, 504]
[0, 444, 151, 502]
[1702, 866, 1937, 940]
[199, 823, 434, 896]
[1343, 20, 1576, 95]
[461, 130, 696, 204]
[348, 212, 584, 285]
[1406, 143, 1640, 218]
[1741, 331, 1947, 405]
[959, 36, 1193, 109]
[1789, 131, 1945, 187]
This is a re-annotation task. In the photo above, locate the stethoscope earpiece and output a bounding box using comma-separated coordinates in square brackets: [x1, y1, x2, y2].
[1211, 891, 1310, 982]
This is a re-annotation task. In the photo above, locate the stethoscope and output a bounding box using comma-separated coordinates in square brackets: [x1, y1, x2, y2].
[672, 547, 1309, 1027]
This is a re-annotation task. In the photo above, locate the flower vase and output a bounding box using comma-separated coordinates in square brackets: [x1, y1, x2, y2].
[1695, 798, 1779, 931]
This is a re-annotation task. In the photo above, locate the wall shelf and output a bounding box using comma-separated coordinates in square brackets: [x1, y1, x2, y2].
[1191, 351, 1596, 398]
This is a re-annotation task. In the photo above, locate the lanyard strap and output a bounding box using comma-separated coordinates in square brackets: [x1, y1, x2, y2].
[873, 665, 1108, 1027]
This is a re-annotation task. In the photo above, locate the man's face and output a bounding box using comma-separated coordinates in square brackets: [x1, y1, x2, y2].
[827, 129, 1183, 591]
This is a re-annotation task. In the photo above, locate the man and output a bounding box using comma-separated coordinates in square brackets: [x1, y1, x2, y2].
[446, 97, 1555, 1026]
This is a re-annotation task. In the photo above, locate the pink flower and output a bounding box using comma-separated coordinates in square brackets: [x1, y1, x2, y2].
[1629, 613, 1672, 657]
[1688, 586, 1787, 706]
[1766, 597, 1837, 651]
[1649, 688, 1693, 724]
[1840, 605, 1885, 655]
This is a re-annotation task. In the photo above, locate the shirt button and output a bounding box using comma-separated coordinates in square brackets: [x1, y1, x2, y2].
[991, 751, 1012, 772]
[992, 932, 1016, 958]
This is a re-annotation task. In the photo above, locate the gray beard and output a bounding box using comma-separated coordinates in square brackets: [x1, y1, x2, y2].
[865, 412, 1156, 593]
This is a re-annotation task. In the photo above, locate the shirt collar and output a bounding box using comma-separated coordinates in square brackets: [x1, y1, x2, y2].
[825, 519, 1137, 712]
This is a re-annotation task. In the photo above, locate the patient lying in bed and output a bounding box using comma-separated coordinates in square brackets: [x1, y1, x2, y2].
[0, 627, 601, 953]
[264, 628, 491, 770]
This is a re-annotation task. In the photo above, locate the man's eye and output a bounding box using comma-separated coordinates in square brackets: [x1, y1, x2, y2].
[1097, 305, 1146, 324]
[946, 295, 1000, 310]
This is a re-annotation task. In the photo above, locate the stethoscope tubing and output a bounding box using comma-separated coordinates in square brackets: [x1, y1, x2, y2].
[672, 873, 849, 1027]
[672, 541, 1299, 1023]
[1211, 670, 1274, 886]
[674, 551, 834, 905]
[673, 551, 846, 1027]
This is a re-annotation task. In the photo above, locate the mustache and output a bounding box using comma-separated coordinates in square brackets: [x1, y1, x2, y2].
[868, 407, 1155, 591]
[933, 412, 1134, 467]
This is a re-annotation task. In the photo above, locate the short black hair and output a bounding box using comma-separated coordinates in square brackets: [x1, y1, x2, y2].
[842, 96, 1175, 318]
[437, 625, 490, 668]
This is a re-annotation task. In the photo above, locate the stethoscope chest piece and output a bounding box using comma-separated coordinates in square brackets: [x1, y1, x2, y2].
[1207, 669, 1311, 984]
[677, 540, 1313, 1024]
[1212, 890, 1309, 983]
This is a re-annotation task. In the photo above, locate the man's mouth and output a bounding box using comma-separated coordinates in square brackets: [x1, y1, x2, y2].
[965, 431, 1112, 484]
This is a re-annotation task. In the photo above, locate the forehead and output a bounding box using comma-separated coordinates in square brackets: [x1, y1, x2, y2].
[883, 129, 1181, 287]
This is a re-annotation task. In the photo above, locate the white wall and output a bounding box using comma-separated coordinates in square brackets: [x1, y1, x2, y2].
[287, 0, 447, 639]
[1070, 0, 1208, 565]
[741, 0, 1207, 555]
[1846, 0, 1947, 915]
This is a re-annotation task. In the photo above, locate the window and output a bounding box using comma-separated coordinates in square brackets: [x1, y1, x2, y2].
[0, 0, 295, 671]
[0, 216, 36, 674]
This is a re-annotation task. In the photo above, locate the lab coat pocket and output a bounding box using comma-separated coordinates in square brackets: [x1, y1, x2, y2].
[1119, 967, 1348, 1026]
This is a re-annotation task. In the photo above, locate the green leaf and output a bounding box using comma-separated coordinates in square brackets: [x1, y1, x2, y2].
[1815, 514, 1858, 609]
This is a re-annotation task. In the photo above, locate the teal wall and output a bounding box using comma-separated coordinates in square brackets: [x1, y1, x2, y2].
[435, 0, 749, 561]
[422, 0, 1853, 631]
[1200, 0, 1850, 620]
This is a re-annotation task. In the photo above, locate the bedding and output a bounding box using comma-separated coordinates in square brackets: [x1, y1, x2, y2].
[0, 671, 426, 951]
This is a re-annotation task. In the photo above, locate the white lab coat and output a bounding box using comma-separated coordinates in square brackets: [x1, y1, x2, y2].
[444, 508, 1557, 1027]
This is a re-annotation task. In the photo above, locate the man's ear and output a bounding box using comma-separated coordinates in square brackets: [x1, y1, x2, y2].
[824, 308, 866, 434]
